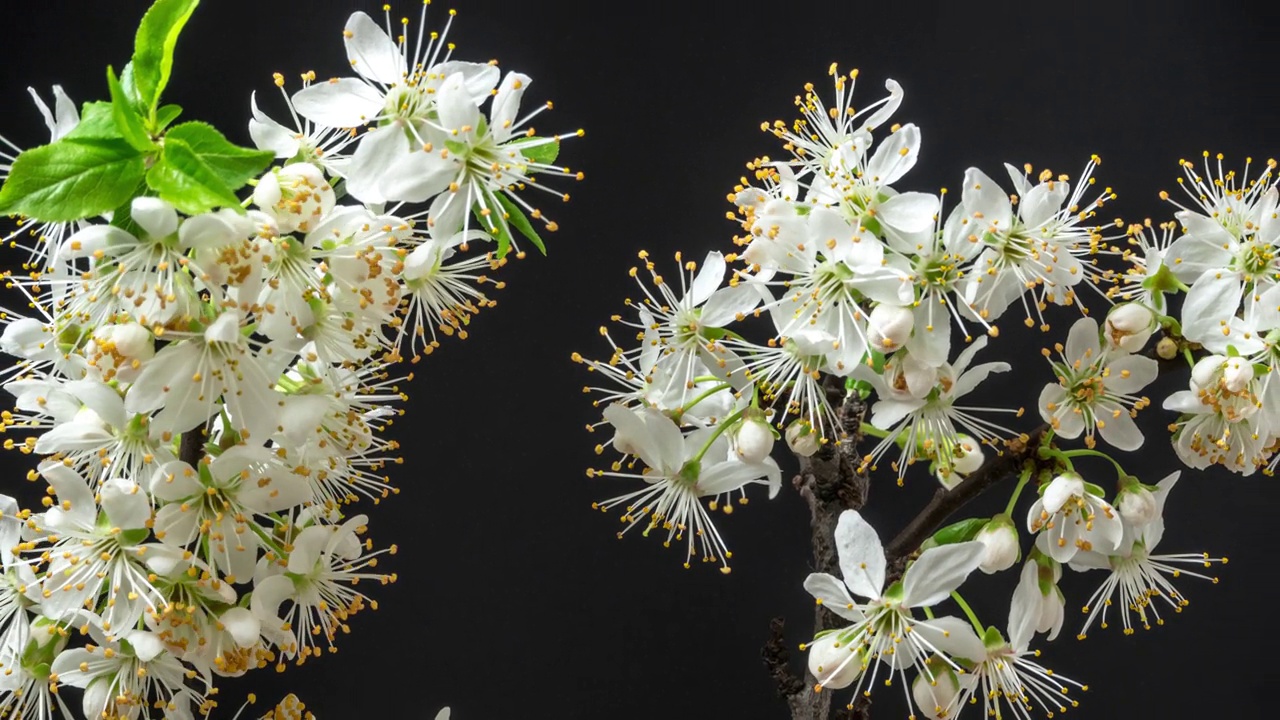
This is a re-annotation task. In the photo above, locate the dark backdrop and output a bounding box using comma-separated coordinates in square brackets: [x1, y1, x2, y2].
[2, 1, 1278, 718]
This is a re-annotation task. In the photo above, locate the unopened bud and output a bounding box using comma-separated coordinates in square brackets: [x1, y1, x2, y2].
[1116, 484, 1158, 526]
[1190, 355, 1225, 391]
[911, 658, 961, 720]
[1222, 356, 1254, 393]
[1104, 303, 1155, 353]
[734, 417, 775, 464]
[866, 304, 914, 354]
[974, 516, 1020, 574]
[1155, 336, 1178, 360]
[807, 633, 863, 690]
[785, 420, 821, 457]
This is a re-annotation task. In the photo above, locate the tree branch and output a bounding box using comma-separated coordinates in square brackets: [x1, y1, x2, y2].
[764, 376, 871, 720]
[179, 428, 204, 467]
[883, 424, 1049, 567]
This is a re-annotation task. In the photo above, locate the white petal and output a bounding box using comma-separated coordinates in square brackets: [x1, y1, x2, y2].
[1095, 405, 1144, 451]
[491, 72, 531, 144]
[1181, 270, 1244, 349]
[877, 191, 939, 235]
[131, 197, 178, 238]
[802, 573, 865, 622]
[292, 78, 385, 128]
[1008, 562, 1040, 652]
[1064, 317, 1101, 366]
[344, 12, 406, 85]
[864, 124, 920, 186]
[689, 251, 726, 307]
[249, 92, 300, 158]
[834, 510, 886, 599]
[901, 541, 985, 608]
[100, 478, 150, 531]
[380, 148, 457, 204]
[436, 73, 480, 137]
[220, 607, 262, 648]
[914, 616, 986, 663]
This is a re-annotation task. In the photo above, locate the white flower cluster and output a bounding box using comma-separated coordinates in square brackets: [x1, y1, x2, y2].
[813, 472, 1223, 719]
[576, 66, 1240, 720]
[575, 67, 1123, 568]
[1158, 155, 1280, 475]
[0, 5, 575, 719]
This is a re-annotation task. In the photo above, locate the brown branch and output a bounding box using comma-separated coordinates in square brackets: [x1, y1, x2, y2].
[179, 428, 204, 467]
[882, 340, 1185, 568]
[764, 376, 871, 720]
[883, 424, 1050, 569]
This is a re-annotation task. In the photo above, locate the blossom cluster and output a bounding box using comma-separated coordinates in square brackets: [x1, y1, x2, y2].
[575, 66, 1244, 718]
[0, 2, 574, 718]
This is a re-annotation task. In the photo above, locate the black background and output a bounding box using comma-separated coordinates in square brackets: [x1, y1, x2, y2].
[3, 1, 1279, 718]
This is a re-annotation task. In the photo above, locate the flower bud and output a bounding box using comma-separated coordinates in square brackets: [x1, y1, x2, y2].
[734, 417, 775, 464]
[1222, 356, 1254, 392]
[1104, 303, 1155, 353]
[1116, 484, 1157, 526]
[974, 516, 1020, 574]
[1155, 336, 1178, 360]
[911, 658, 961, 720]
[785, 420, 821, 457]
[806, 633, 863, 690]
[253, 163, 335, 234]
[1190, 355, 1225, 390]
[867, 304, 915, 353]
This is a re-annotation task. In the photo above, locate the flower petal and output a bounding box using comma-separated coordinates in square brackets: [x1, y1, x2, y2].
[292, 78, 385, 128]
[901, 541, 985, 608]
[834, 510, 885, 599]
[344, 12, 406, 85]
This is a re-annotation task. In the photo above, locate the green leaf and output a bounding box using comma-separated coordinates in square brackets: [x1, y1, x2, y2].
[165, 121, 273, 190]
[931, 517, 987, 546]
[64, 102, 123, 142]
[515, 137, 559, 165]
[496, 193, 546, 255]
[0, 139, 146, 222]
[133, 0, 201, 114]
[156, 104, 184, 130]
[146, 137, 242, 215]
[107, 66, 155, 152]
[474, 204, 513, 259]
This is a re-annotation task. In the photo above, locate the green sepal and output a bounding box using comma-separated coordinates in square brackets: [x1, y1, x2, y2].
[1082, 481, 1107, 498]
[882, 580, 904, 602]
[496, 193, 546, 255]
[107, 65, 156, 152]
[0, 138, 146, 222]
[1143, 263, 1184, 296]
[165, 121, 273, 190]
[119, 528, 151, 545]
[146, 136, 243, 215]
[981, 625, 1006, 651]
[930, 517, 987, 546]
[132, 0, 201, 117]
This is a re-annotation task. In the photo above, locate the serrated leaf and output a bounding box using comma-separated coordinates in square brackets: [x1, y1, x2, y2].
[0, 139, 145, 222]
[515, 137, 559, 165]
[133, 0, 201, 114]
[495, 193, 546, 255]
[146, 137, 242, 215]
[64, 102, 123, 142]
[108, 66, 155, 152]
[931, 517, 987, 546]
[165, 121, 273, 190]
